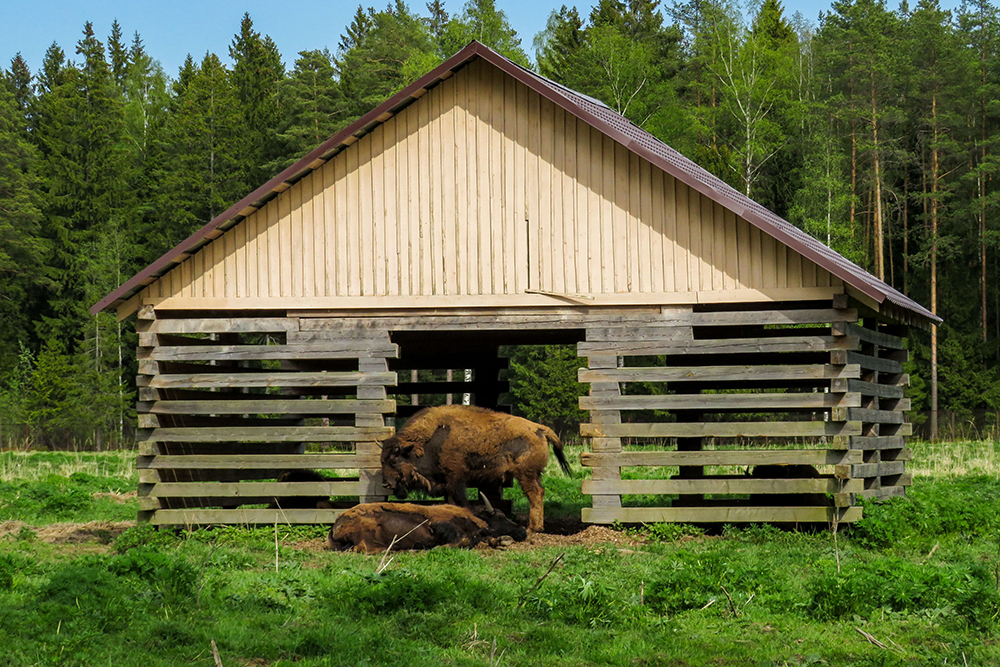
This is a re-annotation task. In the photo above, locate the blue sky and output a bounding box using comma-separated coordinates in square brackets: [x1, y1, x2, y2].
[0, 0, 947, 78]
[4, 1, 588, 76]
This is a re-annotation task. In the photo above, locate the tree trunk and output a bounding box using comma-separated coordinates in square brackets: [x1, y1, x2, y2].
[930, 94, 939, 440]
[871, 78, 884, 281]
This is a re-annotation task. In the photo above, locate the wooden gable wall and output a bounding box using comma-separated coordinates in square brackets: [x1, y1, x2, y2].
[136, 57, 842, 313]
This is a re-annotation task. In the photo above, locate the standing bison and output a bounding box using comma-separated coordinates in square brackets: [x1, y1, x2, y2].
[326, 495, 527, 553]
[379, 405, 571, 532]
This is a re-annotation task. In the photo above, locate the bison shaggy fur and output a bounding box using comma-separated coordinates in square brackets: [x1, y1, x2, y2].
[380, 405, 570, 532]
[326, 502, 527, 553]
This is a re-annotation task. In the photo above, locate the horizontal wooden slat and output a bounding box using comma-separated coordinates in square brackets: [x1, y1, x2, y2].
[848, 435, 906, 450]
[579, 335, 859, 357]
[855, 485, 909, 500]
[149, 481, 362, 497]
[831, 351, 903, 374]
[138, 426, 393, 444]
[150, 508, 346, 525]
[689, 308, 858, 326]
[579, 364, 862, 384]
[140, 399, 396, 415]
[851, 461, 907, 478]
[582, 478, 863, 495]
[835, 379, 906, 398]
[144, 318, 299, 334]
[145, 372, 397, 389]
[585, 326, 693, 342]
[140, 342, 398, 361]
[832, 322, 905, 349]
[139, 454, 376, 469]
[582, 506, 862, 524]
[580, 421, 863, 438]
[832, 408, 906, 424]
[580, 392, 860, 412]
[581, 449, 862, 467]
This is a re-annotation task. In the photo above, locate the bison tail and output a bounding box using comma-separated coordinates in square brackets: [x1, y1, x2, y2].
[542, 426, 572, 476]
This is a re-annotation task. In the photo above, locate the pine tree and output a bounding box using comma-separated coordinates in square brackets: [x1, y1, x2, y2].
[440, 0, 530, 65]
[535, 6, 585, 81]
[107, 20, 129, 88]
[0, 81, 49, 373]
[229, 13, 285, 185]
[267, 49, 343, 174]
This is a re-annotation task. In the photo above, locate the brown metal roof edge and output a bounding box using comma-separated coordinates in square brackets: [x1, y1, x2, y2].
[91, 42, 489, 316]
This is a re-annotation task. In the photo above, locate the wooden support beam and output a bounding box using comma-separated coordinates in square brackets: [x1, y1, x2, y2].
[150, 508, 345, 525]
[582, 506, 862, 524]
[831, 351, 903, 374]
[580, 421, 863, 438]
[138, 454, 377, 469]
[140, 399, 396, 415]
[580, 364, 862, 384]
[832, 407, 907, 424]
[832, 322, 905, 349]
[579, 335, 859, 357]
[582, 477, 863, 495]
[146, 371, 397, 389]
[137, 425, 394, 444]
[139, 342, 398, 361]
[580, 392, 860, 412]
[581, 449, 862, 467]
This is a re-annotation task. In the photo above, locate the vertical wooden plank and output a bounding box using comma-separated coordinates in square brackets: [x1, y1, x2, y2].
[322, 161, 336, 297]
[290, 175, 304, 298]
[736, 216, 751, 289]
[280, 190, 294, 297]
[383, 117, 399, 297]
[662, 173, 676, 292]
[537, 98, 553, 292]
[182, 247, 194, 299]
[477, 62, 494, 294]
[359, 134, 375, 296]
[345, 137, 360, 296]
[503, 69, 517, 293]
[334, 155, 349, 296]
[235, 212, 247, 299]
[711, 200, 725, 291]
[512, 74, 528, 293]
[454, 74, 468, 295]
[775, 237, 787, 288]
[427, 86, 441, 295]
[601, 135, 628, 294]
[761, 225, 776, 289]
[213, 231, 225, 298]
[551, 105, 565, 294]
[463, 68, 479, 295]
[371, 124, 386, 296]
[699, 194, 713, 292]
[802, 256, 818, 287]
[637, 155, 653, 293]
[224, 226, 236, 299]
[401, 105, 416, 296]
[562, 114, 578, 293]
[306, 171, 320, 298]
[749, 224, 762, 289]
[577, 126, 603, 293]
[786, 232, 803, 288]
[724, 209, 739, 290]
[688, 188, 703, 291]
[504, 66, 520, 294]
[441, 79, 458, 296]
[578, 122, 594, 293]
[674, 177, 689, 292]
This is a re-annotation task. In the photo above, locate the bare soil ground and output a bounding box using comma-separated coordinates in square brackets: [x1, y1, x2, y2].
[0, 520, 134, 544]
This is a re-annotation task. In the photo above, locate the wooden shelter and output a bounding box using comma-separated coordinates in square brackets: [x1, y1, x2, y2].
[94, 42, 939, 527]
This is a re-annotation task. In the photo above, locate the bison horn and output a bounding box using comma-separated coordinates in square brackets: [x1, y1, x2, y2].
[479, 491, 495, 514]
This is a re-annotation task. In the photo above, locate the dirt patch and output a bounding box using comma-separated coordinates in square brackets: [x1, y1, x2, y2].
[92, 490, 137, 503]
[0, 520, 134, 544]
[508, 524, 646, 551]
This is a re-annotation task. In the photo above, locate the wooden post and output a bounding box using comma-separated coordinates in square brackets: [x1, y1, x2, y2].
[584, 347, 623, 514]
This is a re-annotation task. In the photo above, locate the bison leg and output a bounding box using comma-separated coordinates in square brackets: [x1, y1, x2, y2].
[515, 474, 545, 533]
[445, 480, 470, 507]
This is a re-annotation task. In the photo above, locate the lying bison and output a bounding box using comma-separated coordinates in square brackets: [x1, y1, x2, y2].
[327, 495, 527, 553]
[380, 405, 570, 532]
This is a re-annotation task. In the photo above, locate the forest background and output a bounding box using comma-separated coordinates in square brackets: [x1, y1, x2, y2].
[1, 0, 998, 449]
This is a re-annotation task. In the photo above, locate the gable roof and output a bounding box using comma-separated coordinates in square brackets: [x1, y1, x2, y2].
[93, 41, 939, 326]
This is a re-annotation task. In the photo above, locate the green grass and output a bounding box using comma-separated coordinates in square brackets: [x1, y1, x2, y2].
[1, 446, 999, 666]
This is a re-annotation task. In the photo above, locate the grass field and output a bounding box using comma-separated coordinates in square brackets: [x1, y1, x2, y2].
[1, 444, 999, 666]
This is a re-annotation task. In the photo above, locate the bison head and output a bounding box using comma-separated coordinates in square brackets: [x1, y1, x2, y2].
[380, 438, 433, 499]
[473, 494, 528, 543]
